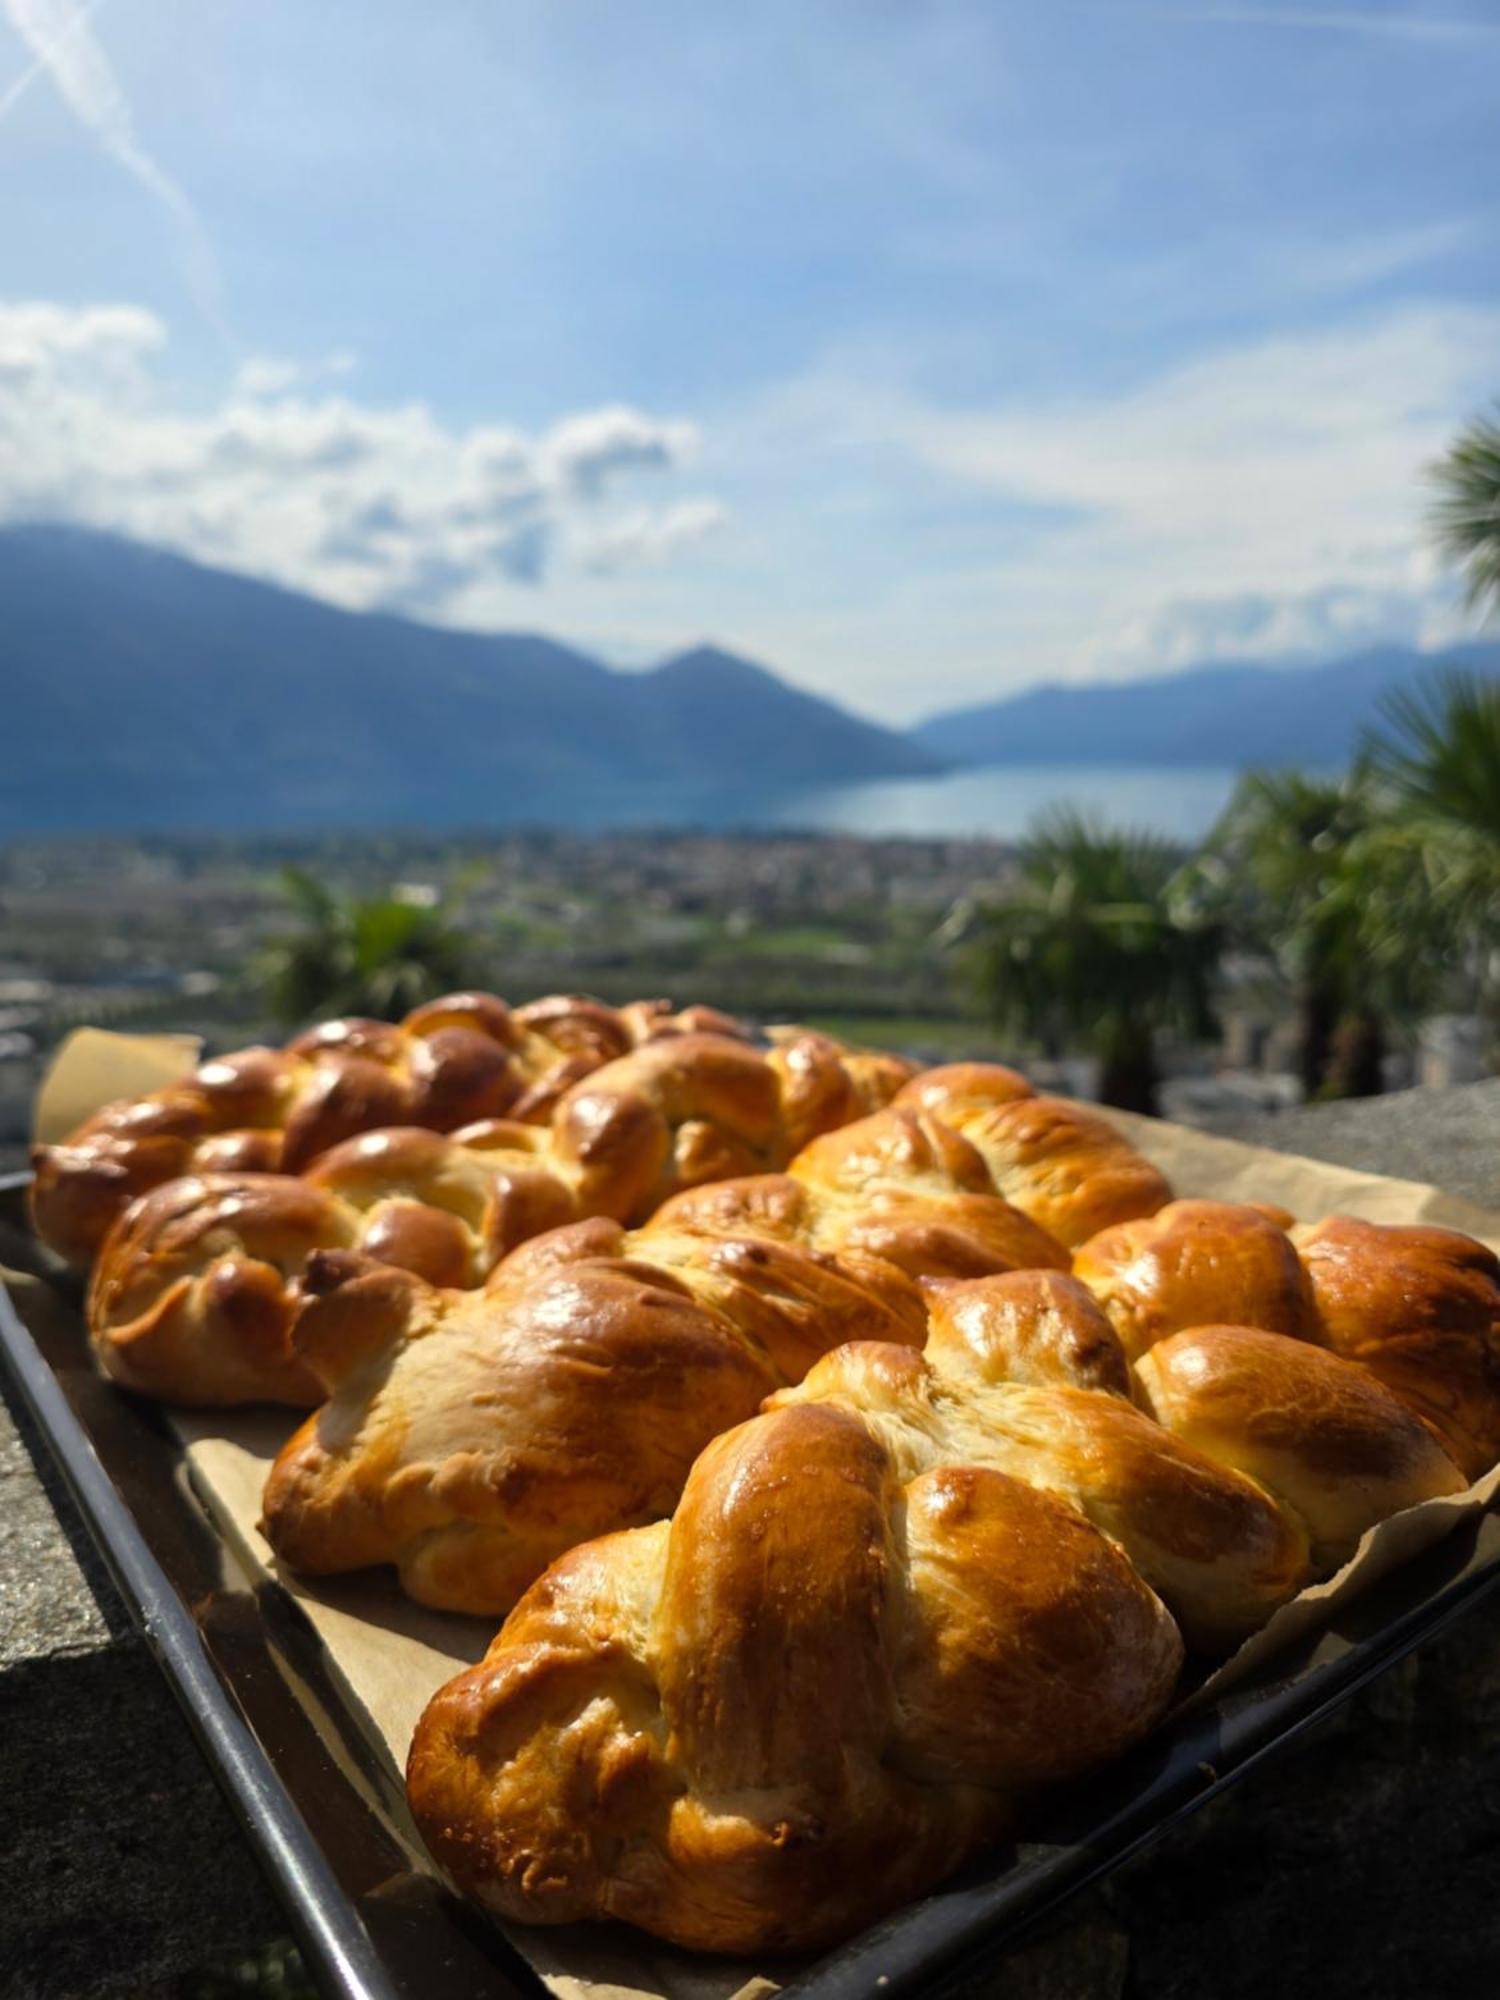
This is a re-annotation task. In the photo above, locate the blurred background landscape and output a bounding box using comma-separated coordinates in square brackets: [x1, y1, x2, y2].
[2, 2, 1499, 1175]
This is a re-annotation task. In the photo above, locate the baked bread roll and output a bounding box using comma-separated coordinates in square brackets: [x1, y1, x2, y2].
[659, 1100, 1088, 1280]
[260, 1108, 1076, 1608]
[31, 991, 753, 1267]
[892, 1063, 1172, 1246]
[1074, 1199, 1500, 1478]
[1295, 1215, 1500, 1481]
[1133, 1325, 1466, 1568]
[84, 1030, 920, 1405]
[86, 1175, 344, 1407]
[407, 1269, 1462, 1954]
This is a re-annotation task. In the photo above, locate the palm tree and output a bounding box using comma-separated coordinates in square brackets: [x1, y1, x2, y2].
[258, 867, 475, 1024]
[965, 810, 1221, 1114]
[1201, 768, 1448, 1099]
[1363, 670, 1500, 1046]
[1429, 407, 1500, 621]
[1202, 769, 1370, 1096]
[1366, 669, 1500, 844]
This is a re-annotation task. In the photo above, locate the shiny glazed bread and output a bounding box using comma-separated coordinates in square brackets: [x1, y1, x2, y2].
[406, 1270, 1464, 1955]
[260, 1105, 1077, 1608]
[31, 990, 751, 1267]
[1073, 1199, 1500, 1477]
[892, 1062, 1172, 1246]
[85, 1030, 922, 1405]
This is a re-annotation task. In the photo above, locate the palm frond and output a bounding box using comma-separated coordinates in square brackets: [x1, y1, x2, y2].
[1428, 407, 1500, 618]
[1365, 668, 1500, 844]
[966, 813, 1221, 1068]
[257, 871, 474, 1024]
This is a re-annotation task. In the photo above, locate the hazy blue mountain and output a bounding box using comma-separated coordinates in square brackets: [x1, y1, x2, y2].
[0, 526, 938, 835]
[913, 644, 1500, 769]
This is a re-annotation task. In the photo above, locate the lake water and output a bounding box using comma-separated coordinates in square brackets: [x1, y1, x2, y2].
[692, 765, 1242, 843]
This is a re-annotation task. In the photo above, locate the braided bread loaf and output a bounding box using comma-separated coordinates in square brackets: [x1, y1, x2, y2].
[406, 1267, 1468, 1955]
[260, 1102, 1082, 1608]
[85, 1030, 920, 1405]
[891, 1062, 1172, 1246]
[1073, 1198, 1500, 1478]
[31, 991, 751, 1267]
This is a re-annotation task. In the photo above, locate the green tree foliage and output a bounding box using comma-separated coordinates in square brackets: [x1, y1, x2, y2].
[1199, 766, 1450, 1099]
[1364, 669, 1500, 1031]
[258, 867, 474, 1024]
[966, 810, 1221, 1114]
[1429, 407, 1500, 620]
[1367, 669, 1500, 844]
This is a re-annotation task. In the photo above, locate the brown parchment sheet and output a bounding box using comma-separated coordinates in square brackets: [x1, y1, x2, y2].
[26, 1039, 1500, 2000]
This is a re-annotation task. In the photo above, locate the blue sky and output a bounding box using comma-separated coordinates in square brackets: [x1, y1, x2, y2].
[2, 1, 1496, 720]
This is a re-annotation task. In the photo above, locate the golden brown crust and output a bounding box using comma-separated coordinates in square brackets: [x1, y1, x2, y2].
[895, 1060, 1036, 1116]
[30, 991, 757, 1267]
[547, 1033, 784, 1219]
[779, 1104, 1077, 1280]
[262, 1255, 781, 1610]
[259, 1102, 1078, 1608]
[1073, 1200, 1500, 1482]
[775, 1338, 1309, 1651]
[406, 1257, 1497, 1954]
[1073, 1198, 1318, 1362]
[1296, 1215, 1500, 1480]
[82, 1054, 1059, 1409]
[923, 1268, 1133, 1397]
[86, 1174, 347, 1405]
[893, 1066, 1171, 1246]
[86, 1114, 587, 1404]
[407, 1398, 1181, 1956]
[1135, 1325, 1466, 1565]
[78, 1034, 930, 1406]
[765, 1027, 920, 1154]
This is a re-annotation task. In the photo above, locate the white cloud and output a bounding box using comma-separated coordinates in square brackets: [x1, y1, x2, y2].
[576, 499, 729, 573]
[731, 300, 1499, 709]
[1108, 583, 1433, 673]
[230, 351, 354, 400]
[541, 406, 700, 497]
[0, 297, 160, 377]
[0, 296, 1487, 715]
[0, 299, 727, 610]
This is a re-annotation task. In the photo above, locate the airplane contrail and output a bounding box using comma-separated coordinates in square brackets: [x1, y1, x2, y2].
[1, 0, 232, 344]
[0, 0, 99, 124]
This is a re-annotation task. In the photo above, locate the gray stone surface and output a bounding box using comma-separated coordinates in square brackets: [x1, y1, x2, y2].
[3, 1085, 1499, 1997]
[0, 1391, 116, 1671]
[0, 1634, 291, 1998]
[1219, 1076, 1500, 1211]
[0, 1373, 285, 1999]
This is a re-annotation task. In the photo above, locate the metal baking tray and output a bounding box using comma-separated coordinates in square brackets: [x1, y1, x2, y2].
[5, 1167, 1500, 2000]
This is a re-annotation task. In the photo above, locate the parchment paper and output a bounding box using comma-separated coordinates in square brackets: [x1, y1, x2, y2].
[29, 1036, 1500, 2000]
[32, 1027, 205, 1145]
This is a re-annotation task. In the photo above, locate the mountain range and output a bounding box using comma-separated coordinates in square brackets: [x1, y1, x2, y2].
[2, 524, 1496, 836]
[912, 643, 1500, 769]
[0, 526, 936, 837]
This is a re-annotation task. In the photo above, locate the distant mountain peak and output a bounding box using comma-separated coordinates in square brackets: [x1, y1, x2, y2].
[0, 523, 936, 836]
[649, 643, 779, 686]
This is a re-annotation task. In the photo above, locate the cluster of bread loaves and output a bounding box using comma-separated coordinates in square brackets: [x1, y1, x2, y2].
[31, 999, 1500, 1959]
[32, 990, 758, 1268]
